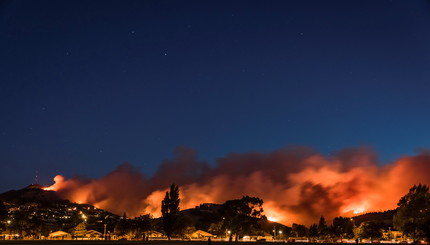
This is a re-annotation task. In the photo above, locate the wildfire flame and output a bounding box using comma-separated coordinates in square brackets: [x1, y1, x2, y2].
[43, 146, 430, 225]
[341, 202, 368, 215]
[43, 175, 64, 191]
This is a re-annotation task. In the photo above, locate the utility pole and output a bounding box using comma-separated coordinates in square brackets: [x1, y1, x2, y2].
[273, 225, 276, 241]
[34, 170, 39, 185]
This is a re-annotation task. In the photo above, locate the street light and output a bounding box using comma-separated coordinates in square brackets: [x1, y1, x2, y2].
[103, 224, 107, 241]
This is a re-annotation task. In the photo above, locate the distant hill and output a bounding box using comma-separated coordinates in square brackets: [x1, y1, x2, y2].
[0, 184, 69, 205]
[352, 209, 396, 226]
[178, 203, 222, 231]
[180, 203, 288, 234]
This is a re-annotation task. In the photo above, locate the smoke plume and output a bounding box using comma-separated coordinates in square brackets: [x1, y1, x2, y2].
[45, 146, 430, 225]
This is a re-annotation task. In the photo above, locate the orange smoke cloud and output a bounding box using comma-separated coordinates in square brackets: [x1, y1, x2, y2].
[44, 146, 430, 225]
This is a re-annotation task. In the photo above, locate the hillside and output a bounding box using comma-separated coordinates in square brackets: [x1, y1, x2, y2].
[352, 209, 396, 226]
[0, 184, 69, 205]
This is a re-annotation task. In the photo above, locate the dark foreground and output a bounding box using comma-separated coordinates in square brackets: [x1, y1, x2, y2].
[0, 241, 404, 245]
[0, 242, 223, 245]
[0, 242, 251, 245]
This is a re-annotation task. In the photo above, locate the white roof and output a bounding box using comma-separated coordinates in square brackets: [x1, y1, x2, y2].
[193, 230, 213, 237]
[49, 231, 70, 237]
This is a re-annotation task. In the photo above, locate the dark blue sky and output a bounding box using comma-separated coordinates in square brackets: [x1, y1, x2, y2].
[1, 0, 430, 191]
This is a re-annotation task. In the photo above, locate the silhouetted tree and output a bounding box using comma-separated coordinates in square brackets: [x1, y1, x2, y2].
[114, 213, 130, 238]
[68, 211, 83, 228]
[394, 184, 430, 242]
[0, 201, 7, 233]
[161, 184, 181, 240]
[292, 223, 308, 239]
[208, 221, 224, 237]
[318, 216, 329, 240]
[176, 215, 196, 239]
[354, 221, 383, 241]
[220, 196, 266, 241]
[308, 224, 319, 242]
[176, 215, 197, 239]
[0, 202, 7, 220]
[130, 214, 153, 240]
[332, 216, 354, 242]
[72, 222, 87, 240]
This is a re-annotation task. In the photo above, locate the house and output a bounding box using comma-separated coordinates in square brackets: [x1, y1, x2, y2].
[49, 231, 72, 240]
[86, 230, 102, 240]
[146, 231, 164, 239]
[191, 230, 213, 240]
[244, 232, 273, 242]
[382, 230, 404, 242]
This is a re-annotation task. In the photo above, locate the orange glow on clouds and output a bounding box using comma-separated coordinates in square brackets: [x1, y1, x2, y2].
[43, 147, 430, 225]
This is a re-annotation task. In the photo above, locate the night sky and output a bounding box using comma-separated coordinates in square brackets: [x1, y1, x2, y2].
[1, 0, 430, 191]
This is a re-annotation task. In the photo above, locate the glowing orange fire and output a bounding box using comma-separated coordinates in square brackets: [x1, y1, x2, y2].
[43, 175, 64, 191]
[43, 147, 430, 225]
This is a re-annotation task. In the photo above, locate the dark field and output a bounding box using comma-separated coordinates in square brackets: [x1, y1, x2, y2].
[0, 242, 404, 245]
[0, 242, 260, 245]
[0, 242, 266, 245]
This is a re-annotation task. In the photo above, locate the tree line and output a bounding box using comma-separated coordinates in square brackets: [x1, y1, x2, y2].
[159, 183, 430, 243]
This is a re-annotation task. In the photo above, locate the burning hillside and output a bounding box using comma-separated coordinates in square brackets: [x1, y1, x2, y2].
[44, 146, 430, 225]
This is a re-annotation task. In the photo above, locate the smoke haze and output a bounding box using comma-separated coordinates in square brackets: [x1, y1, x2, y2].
[45, 146, 430, 225]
